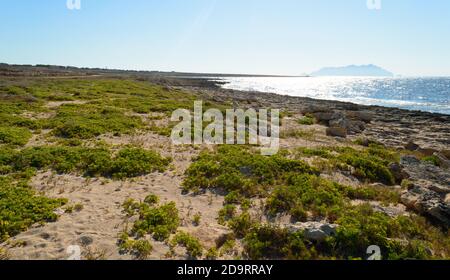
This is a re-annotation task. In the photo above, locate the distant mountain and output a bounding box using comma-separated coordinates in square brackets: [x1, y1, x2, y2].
[311, 64, 394, 77]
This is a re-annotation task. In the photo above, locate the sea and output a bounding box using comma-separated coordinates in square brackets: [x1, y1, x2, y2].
[216, 76, 450, 115]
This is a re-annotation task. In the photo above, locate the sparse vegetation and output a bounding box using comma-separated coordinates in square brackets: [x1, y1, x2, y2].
[1, 76, 449, 261]
[0, 247, 10, 260]
[118, 232, 153, 260]
[0, 146, 170, 179]
[422, 155, 441, 166]
[183, 145, 318, 196]
[0, 177, 67, 241]
[170, 232, 203, 259]
[296, 145, 399, 185]
[192, 213, 202, 226]
[297, 115, 316, 125]
[123, 197, 180, 241]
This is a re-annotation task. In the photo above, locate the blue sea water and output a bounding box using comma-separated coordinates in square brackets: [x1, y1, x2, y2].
[218, 77, 450, 115]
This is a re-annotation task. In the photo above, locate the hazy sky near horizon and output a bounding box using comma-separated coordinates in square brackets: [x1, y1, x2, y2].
[1, 0, 450, 76]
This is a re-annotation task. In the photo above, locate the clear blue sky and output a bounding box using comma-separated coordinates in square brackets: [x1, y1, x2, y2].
[1, 0, 450, 76]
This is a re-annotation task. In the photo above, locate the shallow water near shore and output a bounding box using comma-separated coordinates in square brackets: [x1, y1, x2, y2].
[219, 76, 450, 115]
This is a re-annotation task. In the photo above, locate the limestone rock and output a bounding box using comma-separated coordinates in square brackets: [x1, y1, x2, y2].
[401, 185, 450, 227]
[346, 111, 374, 123]
[388, 162, 409, 183]
[326, 127, 347, 138]
[405, 141, 419, 151]
[440, 150, 450, 160]
[287, 222, 338, 242]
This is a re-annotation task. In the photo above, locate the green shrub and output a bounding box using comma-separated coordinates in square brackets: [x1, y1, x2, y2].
[0, 247, 10, 260]
[205, 247, 218, 260]
[422, 156, 440, 166]
[266, 174, 347, 221]
[0, 126, 32, 146]
[130, 201, 180, 241]
[228, 212, 255, 238]
[1, 146, 170, 179]
[51, 104, 143, 139]
[243, 224, 313, 260]
[192, 213, 201, 226]
[296, 146, 398, 185]
[337, 153, 395, 185]
[171, 232, 203, 259]
[297, 116, 315, 125]
[327, 204, 449, 260]
[109, 148, 170, 179]
[183, 145, 317, 196]
[218, 205, 237, 225]
[144, 194, 159, 206]
[117, 232, 153, 259]
[0, 177, 67, 241]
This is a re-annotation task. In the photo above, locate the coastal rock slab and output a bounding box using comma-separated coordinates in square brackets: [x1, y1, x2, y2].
[326, 127, 347, 138]
[401, 184, 450, 227]
[286, 222, 338, 242]
[400, 155, 450, 227]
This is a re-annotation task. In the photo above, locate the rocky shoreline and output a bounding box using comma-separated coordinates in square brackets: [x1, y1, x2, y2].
[179, 80, 450, 228]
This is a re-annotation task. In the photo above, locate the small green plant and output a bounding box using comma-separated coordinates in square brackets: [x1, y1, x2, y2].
[117, 232, 153, 260]
[126, 199, 180, 241]
[51, 104, 144, 139]
[205, 247, 218, 260]
[296, 145, 398, 185]
[144, 194, 159, 205]
[73, 203, 84, 212]
[171, 232, 203, 259]
[422, 155, 440, 166]
[243, 224, 312, 260]
[192, 213, 202, 226]
[0, 247, 10, 260]
[228, 212, 255, 238]
[297, 116, 316, 125]
[218, 205, 237, 225]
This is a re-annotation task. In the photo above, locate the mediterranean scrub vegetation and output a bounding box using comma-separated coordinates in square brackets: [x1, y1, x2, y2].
[183, 145, 450, 260]
[0, 146, 170, 179]
[295, 144, 399, 185]
[183, 145, 318, 196]
[0, 77, 193, 243]
[1, 77, 449, 260]
[0, 176, 67, 241]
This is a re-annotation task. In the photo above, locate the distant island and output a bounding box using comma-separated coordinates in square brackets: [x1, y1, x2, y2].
[311, 64, 394, 77]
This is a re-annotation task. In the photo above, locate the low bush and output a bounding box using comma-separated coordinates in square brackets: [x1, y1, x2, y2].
[0, 126, 32, 146]
[183, 145, 318, 197]
[126, 199, 180, 241]
[266, 174, 346, 221]
[1, 146, 170, 179]
[0, 177, 67, 241]
[109, 148, 170, 179]
[297, 116, 316, 125]
[295, 145, 398, 185]
[327, 204, 448, 260]
[51, 104, 143, 139]
[243, 224, 313, 260]
[218, 205, 237, 225]
[117, 232, 153, 259]
[422, 155, 441, 166]
[170, 232, 204, 259]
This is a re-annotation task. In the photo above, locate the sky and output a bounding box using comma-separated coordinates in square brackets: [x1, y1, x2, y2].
[1, 0, 450, 76]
